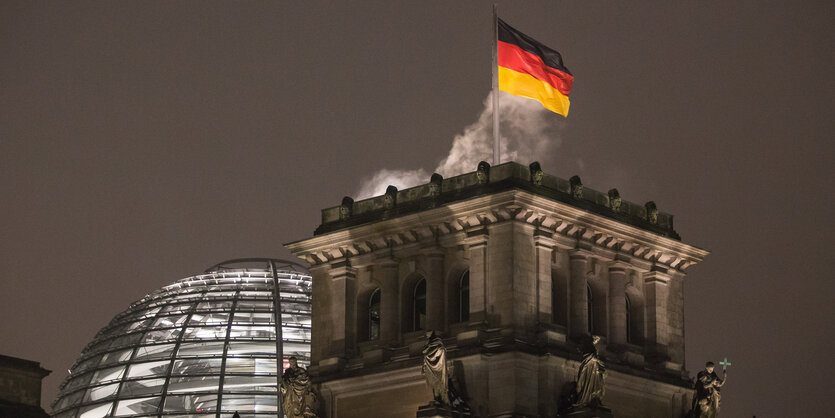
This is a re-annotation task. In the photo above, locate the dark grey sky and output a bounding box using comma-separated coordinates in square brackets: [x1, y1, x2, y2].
[2, 1, 833, 415]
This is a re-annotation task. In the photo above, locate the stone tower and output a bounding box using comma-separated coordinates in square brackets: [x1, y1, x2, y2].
[286, 162, 708, 418]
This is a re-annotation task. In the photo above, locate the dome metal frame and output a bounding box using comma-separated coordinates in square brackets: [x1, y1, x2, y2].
[51, 262, 312, 418]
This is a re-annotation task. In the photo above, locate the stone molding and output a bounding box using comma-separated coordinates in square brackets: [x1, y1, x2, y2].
[287, 190, 708, 274]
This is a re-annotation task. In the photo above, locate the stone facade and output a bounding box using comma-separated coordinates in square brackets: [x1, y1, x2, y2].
[286, 162, 708, 418]
[0, 354, 51, 418]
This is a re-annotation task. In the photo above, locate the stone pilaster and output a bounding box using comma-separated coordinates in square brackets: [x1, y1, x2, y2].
[377, 256, 400, 345]
[667, 272, 686, 366]
[569, 250, 590, 338]
[534, 231, 555, 324]
[644, 269, 671, 360]
[465, 227, 489, 324]
[308, 265, 331, 365]
[328, 260, 357, 359]
[607, 262, 630, 346]
[424, 248, 446, 332]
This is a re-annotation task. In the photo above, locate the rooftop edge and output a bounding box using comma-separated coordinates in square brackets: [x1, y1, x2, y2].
[314, 161, 680, 240]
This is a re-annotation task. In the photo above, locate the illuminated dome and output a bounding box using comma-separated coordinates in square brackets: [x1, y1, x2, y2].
[51, 259, 311, 418]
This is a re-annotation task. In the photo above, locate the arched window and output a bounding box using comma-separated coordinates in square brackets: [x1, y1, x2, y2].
[587, 285, 594, 334]
[458, 270, 470, 323]
[625, 294, 632, 344]
[368, 288, 381, 340]
[413, 279, 427, 331]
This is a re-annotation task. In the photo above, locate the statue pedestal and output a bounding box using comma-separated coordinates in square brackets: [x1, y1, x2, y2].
[559, 405, 614, 418]
[416, 402, 471, 418]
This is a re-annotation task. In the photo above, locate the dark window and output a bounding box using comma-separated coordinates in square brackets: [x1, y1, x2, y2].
[368, 289, 381, 340]
[587, 285, 594, 334]
[459, 271, 470, 323]
[552, 269, 568, 327]
[413, 279, 427, 331]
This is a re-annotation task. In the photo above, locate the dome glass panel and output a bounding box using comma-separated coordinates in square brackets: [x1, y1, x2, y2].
[52, 263, 311, 417]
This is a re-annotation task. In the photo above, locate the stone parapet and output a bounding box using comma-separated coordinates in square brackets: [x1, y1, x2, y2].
[315, 161, 679, 239]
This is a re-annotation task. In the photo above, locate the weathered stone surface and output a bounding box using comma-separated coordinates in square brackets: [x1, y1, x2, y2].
[417, 402, 472, 418]
[560, 405, 614, 418]
[287, 161, 708, 418]
[0, 355, 50, 418]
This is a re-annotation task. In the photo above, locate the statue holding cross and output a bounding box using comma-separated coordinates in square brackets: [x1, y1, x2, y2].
[690, 359, 729, 418]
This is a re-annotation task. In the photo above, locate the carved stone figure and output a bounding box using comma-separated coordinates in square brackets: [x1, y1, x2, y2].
[529, 162, 543, 185]
[422, 331, 450, 405]
[570, 175, 583, 199]
[691, 361, 726, 418]
[281, 356, 318, 418]
[476, 161, 490, 184]
[384, 185, 397, 209]
[339, 196, 353, 220]
[607, 189, 622, 213]
[575, 335, 606, 408]
[419, 331, 471, 416]
[645, 201, 659, 224]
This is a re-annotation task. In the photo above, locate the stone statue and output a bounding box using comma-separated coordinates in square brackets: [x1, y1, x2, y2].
[575, 335, 606, 408]
[339, 196, 353, 220]
[420, 331, 471, 414]
[476, 161, 490, 184]
[569, 175, 583, 199]
[529, 161, 544, 185]
[422, 331, 450, 405]
[384, 185, 397, 209]
[691, 361, 726, 418]
[607, 189, 622, 213]
[645, 201, 659, 224]
[281, 356, 318, 418]
[429, 173, 443, 196]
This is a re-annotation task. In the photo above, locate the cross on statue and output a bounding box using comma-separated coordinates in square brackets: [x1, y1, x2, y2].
[719, 357, 732, 371]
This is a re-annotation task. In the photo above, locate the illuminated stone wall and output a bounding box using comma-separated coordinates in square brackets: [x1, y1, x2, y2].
[288, 161, 708, 418]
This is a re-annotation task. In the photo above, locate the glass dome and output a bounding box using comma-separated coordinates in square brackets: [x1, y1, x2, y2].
[51, 260, 311, 418]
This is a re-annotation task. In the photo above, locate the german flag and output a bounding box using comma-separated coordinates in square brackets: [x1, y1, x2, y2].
[498, 18, 573, 116]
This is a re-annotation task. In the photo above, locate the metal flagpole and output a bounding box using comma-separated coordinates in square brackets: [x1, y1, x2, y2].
[270, 260, 284, 418]
[492, 3, 500, 165]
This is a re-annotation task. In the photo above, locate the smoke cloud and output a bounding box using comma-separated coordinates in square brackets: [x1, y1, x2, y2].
[355, 91, 564, 199]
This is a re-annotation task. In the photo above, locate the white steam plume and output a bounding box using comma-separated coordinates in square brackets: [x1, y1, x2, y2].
[355, 91, 564, 199]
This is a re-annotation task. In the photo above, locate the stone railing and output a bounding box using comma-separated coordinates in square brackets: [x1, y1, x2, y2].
[315, 161, 678, 240]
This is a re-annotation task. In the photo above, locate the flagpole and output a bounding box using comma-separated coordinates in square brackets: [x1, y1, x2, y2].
[492, 3, 500, 165]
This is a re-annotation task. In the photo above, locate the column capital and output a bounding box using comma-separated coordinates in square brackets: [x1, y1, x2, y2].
[568, 248, 594, 260]
[533, 229, 556, 248]
[464, 226, 489, 246]
[420, 246, 446, 259]
[374, 253, 399, 268]
[607, 260, 632, 273]
[329, 260, 357, 279]
[643, 270, 671, 285]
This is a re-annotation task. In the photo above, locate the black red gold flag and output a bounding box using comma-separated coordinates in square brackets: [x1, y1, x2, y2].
[497, 18, 573, 116]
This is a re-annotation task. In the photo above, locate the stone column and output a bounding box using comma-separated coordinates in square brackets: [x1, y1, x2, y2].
[377, 257, 400, 345]
[534, 231, 555, 324]
[607, 262, 629, 346]
[465, 227, 489, 324]
[667, 272, 686, 366]
[424, 249, 446, 332]
[328, 260, 357, 358]
[308, 265, 330, 364]
[643, 269, 671, 359]
[569, 250, 590, 338]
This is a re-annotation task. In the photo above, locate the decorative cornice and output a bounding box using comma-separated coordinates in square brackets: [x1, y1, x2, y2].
[285, 189, 709, 274]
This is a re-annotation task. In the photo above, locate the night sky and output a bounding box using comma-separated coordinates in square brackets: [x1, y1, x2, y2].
[2, 2, 833, 416]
